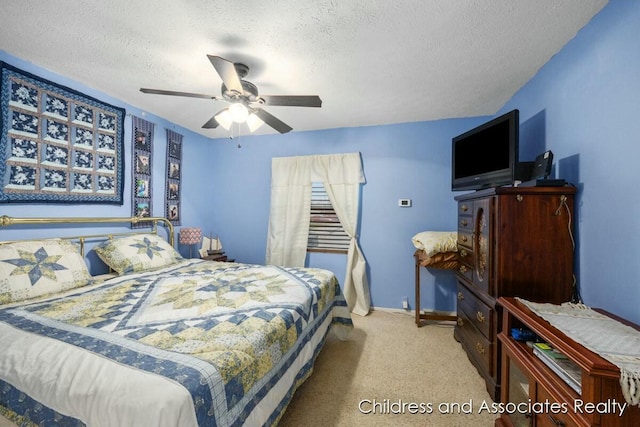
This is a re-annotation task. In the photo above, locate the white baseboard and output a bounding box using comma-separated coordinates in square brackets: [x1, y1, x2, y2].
[371, 306, 456, 317]
[371, 307, 413, 314]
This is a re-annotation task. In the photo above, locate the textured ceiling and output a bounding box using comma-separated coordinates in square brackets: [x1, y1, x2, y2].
[1, 0, 608, 137]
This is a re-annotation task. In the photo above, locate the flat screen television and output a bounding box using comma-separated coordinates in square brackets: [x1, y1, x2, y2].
[451, 109, 519, 191]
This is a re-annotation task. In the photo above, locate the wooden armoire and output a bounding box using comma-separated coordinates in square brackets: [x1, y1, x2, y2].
[453, 186, 576, 401]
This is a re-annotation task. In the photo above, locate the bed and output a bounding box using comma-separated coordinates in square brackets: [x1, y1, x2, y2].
[412, 231, 459, 326]
[0, 216, 352, 427]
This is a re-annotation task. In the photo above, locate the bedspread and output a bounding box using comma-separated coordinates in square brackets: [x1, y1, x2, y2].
[0, 259, 352, 427]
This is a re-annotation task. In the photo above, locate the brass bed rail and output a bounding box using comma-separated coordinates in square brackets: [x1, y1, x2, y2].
[0, 216, 175, 255]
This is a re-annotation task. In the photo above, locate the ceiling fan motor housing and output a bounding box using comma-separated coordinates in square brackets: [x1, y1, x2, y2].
[221, 79, 259, 103]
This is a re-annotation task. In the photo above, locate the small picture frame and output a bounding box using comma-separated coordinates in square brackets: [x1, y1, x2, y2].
[135, 130, 149, 150]
[168, 203, 179, 220]
[136, 178, 149, 198]
[136, 154, 150, 174]
[168, 183, 179, 199]
[135, 202, 150, 218]
[168, 141, 181, 159]
[168, 162, 180, 179]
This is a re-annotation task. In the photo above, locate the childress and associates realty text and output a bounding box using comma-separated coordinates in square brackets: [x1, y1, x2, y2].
[358, 398, 629, 417]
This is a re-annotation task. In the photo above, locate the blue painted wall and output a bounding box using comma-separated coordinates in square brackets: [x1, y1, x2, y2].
[202, 120, 483, 312]
[498, 0, 640, 323]
[1, 0, 638, 323]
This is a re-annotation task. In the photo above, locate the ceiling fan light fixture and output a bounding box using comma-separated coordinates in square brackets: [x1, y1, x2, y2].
[229, 103, 249, 123]
[141, 55, 321, 134]
[246, 113, 265, 132]
[214, 109, 233, 130]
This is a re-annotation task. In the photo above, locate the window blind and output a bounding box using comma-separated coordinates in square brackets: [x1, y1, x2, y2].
[308, 182, 350, 252]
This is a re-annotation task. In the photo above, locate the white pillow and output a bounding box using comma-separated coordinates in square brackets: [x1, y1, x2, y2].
[93, 233, 183, 275]
[411, 231, 458, 257]
[0, 239, 91, 305]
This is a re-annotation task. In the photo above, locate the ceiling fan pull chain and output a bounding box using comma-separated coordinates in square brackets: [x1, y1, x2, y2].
[235, 123, 242, 148]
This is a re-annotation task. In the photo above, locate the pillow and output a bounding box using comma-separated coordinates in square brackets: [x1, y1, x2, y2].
[0, 239, 91, 305]
[93, 233, 183, 275]
[411, 231, 458, 257]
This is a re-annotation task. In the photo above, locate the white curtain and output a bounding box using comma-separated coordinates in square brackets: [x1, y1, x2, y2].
[265, 156, 313, 267]
[265, 152, 371, 316]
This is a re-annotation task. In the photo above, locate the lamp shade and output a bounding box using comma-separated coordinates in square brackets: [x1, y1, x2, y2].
[214, 109, 233, 130]
[179, 227, 202, 245]
[246, 113, 265, 132]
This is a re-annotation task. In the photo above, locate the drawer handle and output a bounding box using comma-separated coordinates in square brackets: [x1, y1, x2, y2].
[457, 291, 464, 301]
[475, 342, 486, 355]
[460, 249, 468, 258]
[457, 317, 464, 327]
[476, 311, 486, 323]
[546, 414, 566, 426]
[460, 219, 468, 227]
[460, 235, 468, 243]
[459, 265, 468, 274]
[461, 204, 468, 212]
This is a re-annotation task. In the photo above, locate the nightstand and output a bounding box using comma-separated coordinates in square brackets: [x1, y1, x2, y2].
[201, 252, 234, 262]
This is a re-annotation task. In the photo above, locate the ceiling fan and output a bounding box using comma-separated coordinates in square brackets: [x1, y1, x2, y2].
[140, 55, 322, 134]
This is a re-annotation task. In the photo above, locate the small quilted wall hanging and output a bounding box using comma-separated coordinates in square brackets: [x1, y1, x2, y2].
[131, 116, 153, 228]
[165, 129, 182, 225]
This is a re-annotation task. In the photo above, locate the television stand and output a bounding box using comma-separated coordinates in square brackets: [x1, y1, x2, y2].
[497, 297, 640, 426]
[517, 178, 567, 187]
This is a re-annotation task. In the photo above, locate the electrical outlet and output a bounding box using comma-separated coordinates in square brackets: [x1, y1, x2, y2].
[402, 296, 409, 310]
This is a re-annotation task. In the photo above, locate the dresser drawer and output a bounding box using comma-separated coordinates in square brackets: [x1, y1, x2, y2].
[458, 201, 473, 251]
[458, 215, 473, 231]
[457, 231, 473, 250]
[456, 308, 493, 376]
[458, 201, 472, 216]
[456, 246, 473, 277]
[456, 260, 473, 282]
[457, 283, 492, 339]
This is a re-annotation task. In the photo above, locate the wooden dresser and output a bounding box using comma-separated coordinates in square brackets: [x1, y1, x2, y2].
[453, 186, 576, 401]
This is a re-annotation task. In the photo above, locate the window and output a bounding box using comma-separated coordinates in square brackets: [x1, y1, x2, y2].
[307, 182, 350, 253]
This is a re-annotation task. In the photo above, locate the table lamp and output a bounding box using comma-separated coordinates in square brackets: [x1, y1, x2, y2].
[179, 227, 202, 258]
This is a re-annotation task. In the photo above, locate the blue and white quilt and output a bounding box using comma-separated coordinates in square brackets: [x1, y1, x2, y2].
[0, 259, 352, 427]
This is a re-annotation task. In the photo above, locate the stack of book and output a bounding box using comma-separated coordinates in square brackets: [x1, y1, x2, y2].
[532, 342, 582, 394]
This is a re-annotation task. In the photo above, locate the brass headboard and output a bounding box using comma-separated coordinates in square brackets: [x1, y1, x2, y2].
[0, 216, 175, 256]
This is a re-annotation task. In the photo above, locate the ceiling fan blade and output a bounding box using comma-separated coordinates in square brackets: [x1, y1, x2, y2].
[207, 55, 243, 94]
[259, 95, 322, 108]
[251, 108, 292, 134]
[140, 88, 221, 100]
[202, 110, 224, 129]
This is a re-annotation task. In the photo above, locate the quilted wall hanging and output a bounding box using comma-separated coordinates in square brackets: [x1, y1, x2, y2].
[131, 116, 153, 228]
[165, 129, 182, 226]
[0, 62, 125, 204]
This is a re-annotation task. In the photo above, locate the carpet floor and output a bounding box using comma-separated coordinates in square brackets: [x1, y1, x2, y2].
[278, 309, 497, 426]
